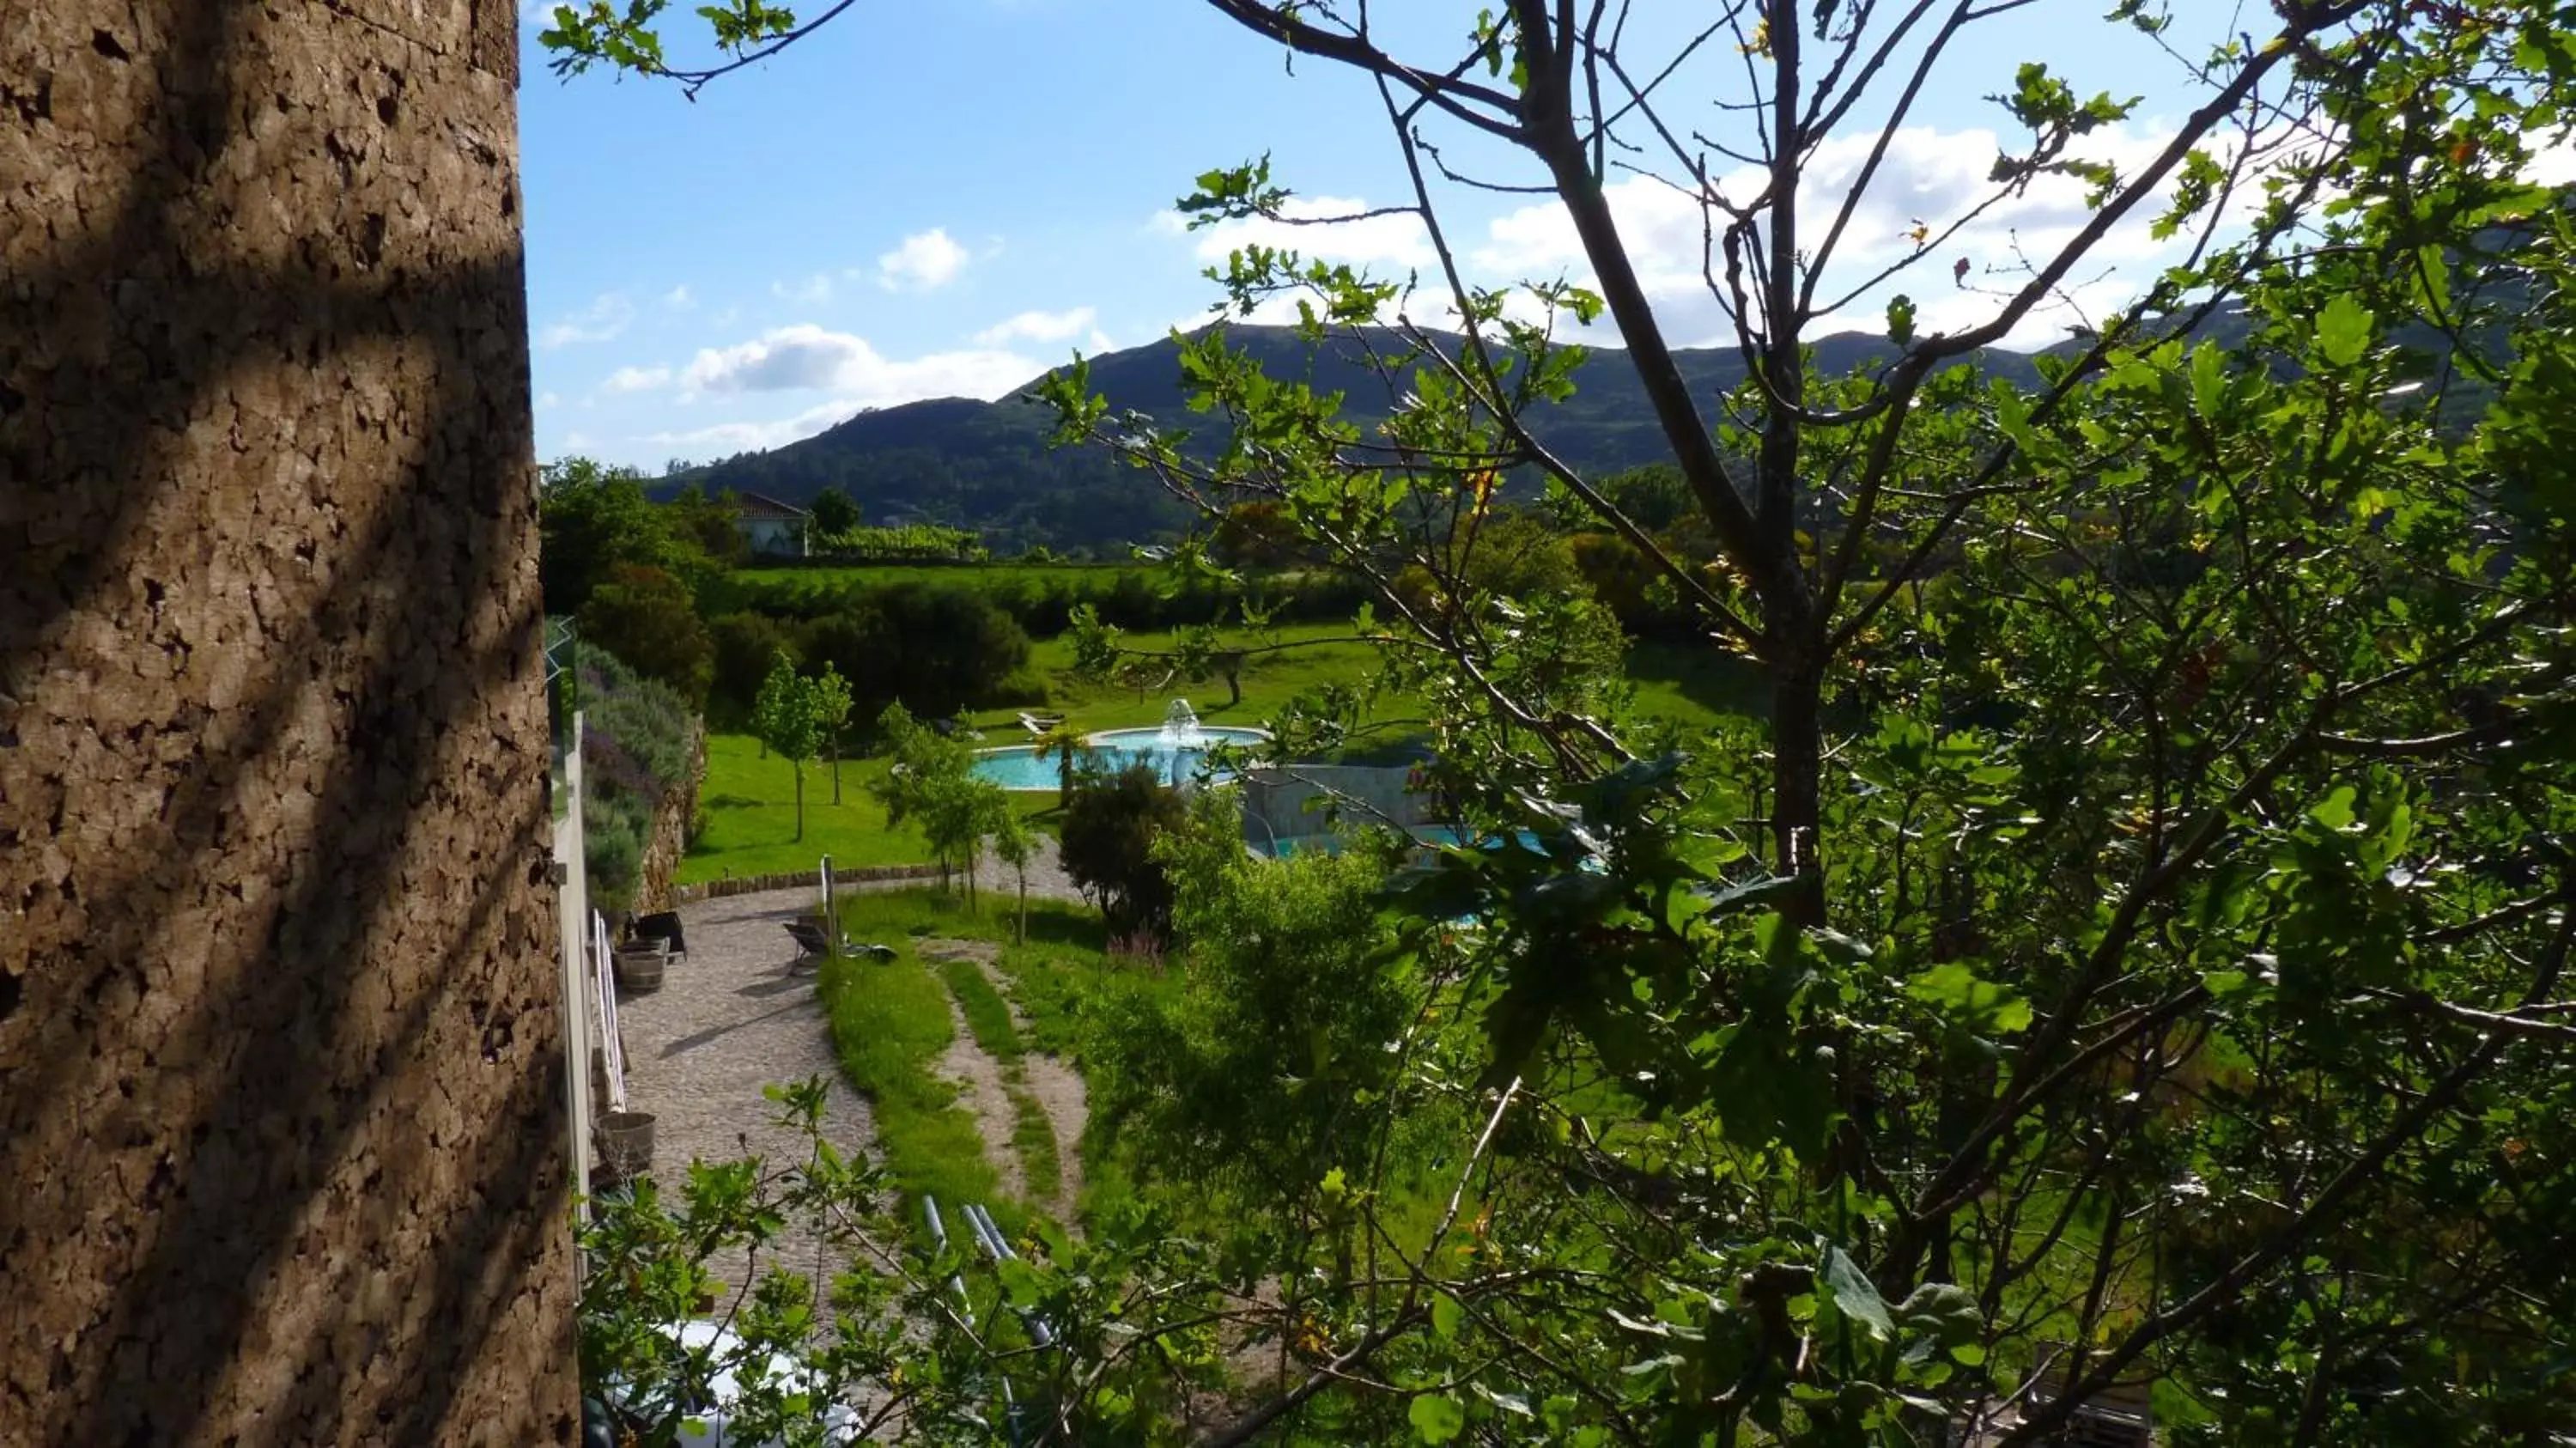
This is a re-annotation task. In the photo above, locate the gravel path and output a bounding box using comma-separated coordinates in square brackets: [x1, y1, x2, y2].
[962, 833, 1084, 905]
[615, 852, 1090, 1304]
[616, 890, 878, 1308]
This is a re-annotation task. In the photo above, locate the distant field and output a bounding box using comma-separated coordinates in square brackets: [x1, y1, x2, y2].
[711, 563, 1186, 616]
[968, 624, 1766, 739]
[970, 621, 1392, 735]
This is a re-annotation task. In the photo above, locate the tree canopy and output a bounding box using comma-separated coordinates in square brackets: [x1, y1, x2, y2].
[550, 3, 2576, 1443]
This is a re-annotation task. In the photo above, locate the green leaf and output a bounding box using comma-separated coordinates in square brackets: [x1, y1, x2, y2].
[1431, 1291, 1465, 1341]
[2309, 785, 2358, 830]
[1823, 1246, 1893, 1338]
[2190, 343, 2226, 422]
[1886, 293, 1917, 347]
[1894, 1281, 1982, 1343]
[2317, 293, 2374, 368]
[1410, 1393, 1467, 1443]
[1906, 962, 2033, 1033]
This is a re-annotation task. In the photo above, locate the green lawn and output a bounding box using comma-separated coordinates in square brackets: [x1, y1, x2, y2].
[683, 624, 1767, 885]
[811, 922, 1005, 1231]
[817, 889, 1166, 1233]
[963, 621, 1389, 736]
[1625, 639, 1771, 733]
[677, 733, 1052, 885]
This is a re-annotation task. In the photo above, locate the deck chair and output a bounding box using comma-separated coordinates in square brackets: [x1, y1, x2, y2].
[629, 910, 687, 964]
[783, 920, 835, 970]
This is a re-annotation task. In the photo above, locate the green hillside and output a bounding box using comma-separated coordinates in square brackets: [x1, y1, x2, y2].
[675, 323, 2050, 552]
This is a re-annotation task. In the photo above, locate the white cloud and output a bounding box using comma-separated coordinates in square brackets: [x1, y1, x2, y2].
[651, 325, 1044, 454]
[535, 391, 561, 411]
[877, 228, 970, 291]
[538, 292, 635, 349]
[972, 306, 1099, 346]
[771, 273, 834, 305]
[1466, 122, 2251, 349]
[1181, 195, 1434, 271]
[598, 365, 671, 396]
[661, 284, 696, 310]
[679, 323, 1036, 401]
[641, 399, 872, 454]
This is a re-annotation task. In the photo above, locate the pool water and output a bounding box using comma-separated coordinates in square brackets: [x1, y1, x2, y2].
[972, 726, 1270, 790]
[1253, 826, 1548, 859]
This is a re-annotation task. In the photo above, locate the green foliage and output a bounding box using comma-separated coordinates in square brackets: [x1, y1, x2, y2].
[806, 485, 860, 537]
[748, 653, 846, 843]
[578, 563, 715, 706]
[871, 704, 1012, 894]
[579, 788, 645, 916]
[1055, 764, 1188, 940]
[800, 581, 1032, 724]
[1091, 789, 1413, 1200]
[574, 646, 698, 916]
[705, 611, 799, 724]
[552, 3, 2576, 1442]
[539, 456, 721, 614]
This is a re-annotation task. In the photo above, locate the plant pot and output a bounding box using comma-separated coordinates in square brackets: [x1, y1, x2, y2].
[595, 1110, 655, 1185]
[613, 946, 665, 995]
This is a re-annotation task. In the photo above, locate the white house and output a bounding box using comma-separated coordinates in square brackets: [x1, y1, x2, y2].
[732, 491, 810, 557]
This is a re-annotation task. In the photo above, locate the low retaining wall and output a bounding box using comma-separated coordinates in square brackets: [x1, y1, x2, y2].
[633, 728, 706, 916]
[672, 862, 945, 903]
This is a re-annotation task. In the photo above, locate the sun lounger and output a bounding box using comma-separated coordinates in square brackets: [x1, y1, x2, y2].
[783, 921, 896, 970]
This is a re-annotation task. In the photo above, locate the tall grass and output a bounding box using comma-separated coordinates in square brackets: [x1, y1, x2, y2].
[813, 944, 1005, 1230]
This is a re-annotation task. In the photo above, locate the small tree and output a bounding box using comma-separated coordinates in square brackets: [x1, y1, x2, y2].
[1030, 718, 1093, 797]
[989, 807, 1035, 942]
[808, 486, 860, 539]
[811, 661, 854, 805]
[870, 703, 1005, 895]
[750, 651, 825, 843]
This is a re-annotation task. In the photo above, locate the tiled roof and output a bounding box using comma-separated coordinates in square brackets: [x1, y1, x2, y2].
[733, 491, 809, 520]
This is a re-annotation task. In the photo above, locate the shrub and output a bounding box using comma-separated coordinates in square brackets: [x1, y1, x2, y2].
[574, 648, 698, 916]
[1057, 764, 1188, 940]
[801, 581, 1031, 724]
[706, 611, 800, 725]
[579, 563, 714, 705]
[1088, 788, 1410, 1193]
[581, 790, 645, 916]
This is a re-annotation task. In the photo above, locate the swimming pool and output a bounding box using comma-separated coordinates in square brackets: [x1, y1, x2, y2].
[1250, 825, 1548, 859]
[971, 726, 1270, 790]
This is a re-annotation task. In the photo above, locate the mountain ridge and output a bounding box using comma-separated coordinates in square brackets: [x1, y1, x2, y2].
[668, 323, 2057, 551]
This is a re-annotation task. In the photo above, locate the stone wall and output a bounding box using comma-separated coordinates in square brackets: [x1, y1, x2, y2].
[673, 864, 947, 903]
[0, 3, 580, 1443]
[633, 730, 704, 916]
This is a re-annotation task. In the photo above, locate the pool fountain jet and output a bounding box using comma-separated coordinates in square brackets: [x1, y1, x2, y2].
[1160, 699, 1204, 784]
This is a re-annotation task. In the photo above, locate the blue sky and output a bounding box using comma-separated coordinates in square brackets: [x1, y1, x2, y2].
[518, 1, 2296, 471]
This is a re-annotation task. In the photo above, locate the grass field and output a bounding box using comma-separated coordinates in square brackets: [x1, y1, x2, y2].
[676, 733, 1053, 885]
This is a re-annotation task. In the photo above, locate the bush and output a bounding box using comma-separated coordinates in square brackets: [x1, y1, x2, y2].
[581, 790, 645, 916]
[707, 611, 800, 724]
[801, 581, 1031, 725]
[1057, 764, 1189, 940]
[1088, 788, 1410, 1193]
[574, 648, 698, 916]
[579, 563, 714, 705]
